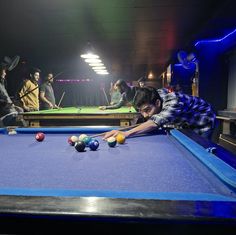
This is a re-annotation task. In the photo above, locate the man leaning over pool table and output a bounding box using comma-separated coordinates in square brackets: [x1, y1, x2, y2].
[103, 87, 216, 140]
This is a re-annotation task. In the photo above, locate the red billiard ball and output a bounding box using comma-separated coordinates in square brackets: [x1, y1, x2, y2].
[35, 132, 45, 142]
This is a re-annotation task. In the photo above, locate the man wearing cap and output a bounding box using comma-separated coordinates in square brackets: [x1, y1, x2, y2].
[0, 56, 24, 126]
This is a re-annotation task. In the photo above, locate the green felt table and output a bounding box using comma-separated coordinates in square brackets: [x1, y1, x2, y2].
[21, 106, 139, 127]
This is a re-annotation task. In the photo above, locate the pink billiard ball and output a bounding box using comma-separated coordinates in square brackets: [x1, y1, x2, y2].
[35, 132, 45, 142]
[68, 135, 78, 146]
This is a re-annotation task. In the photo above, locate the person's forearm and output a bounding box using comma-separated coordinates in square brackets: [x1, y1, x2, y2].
[105, 102, 122, 109]
[126, 120, 158, 137]
[40, 94, 52, 106]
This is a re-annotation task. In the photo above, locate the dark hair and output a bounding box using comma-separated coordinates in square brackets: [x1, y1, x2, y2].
[133, 87, 162, 110]
[43, 72, 53, 81]
[115, 79, 129, 93]
[30, 67, 41, 75]
[0, 63, 7, 71]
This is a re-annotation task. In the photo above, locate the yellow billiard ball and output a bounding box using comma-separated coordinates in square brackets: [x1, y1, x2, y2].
[78, 134, 88, 142]
[116, 133, 126, 144]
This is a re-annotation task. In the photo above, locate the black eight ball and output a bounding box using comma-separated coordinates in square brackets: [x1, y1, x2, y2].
[75, 141, 86, 152]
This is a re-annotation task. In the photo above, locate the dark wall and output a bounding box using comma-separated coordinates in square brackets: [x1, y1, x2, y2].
[197, 45, 228, 111]
[53, 79, 111, 107]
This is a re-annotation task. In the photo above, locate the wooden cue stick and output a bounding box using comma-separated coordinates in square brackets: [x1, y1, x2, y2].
[57, 91, 65, 108]
[102, 87, 110, 105]
[90, 123, 140, 138]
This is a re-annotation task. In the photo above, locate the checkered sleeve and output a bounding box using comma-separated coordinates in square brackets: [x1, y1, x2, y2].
[150, 89, 216, 134]
[150, 91, 181, 126]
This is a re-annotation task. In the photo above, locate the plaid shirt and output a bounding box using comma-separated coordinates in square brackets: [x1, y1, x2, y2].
[150, 89, 216, 135]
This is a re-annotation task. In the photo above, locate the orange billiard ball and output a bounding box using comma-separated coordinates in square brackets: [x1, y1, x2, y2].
[116, 133, 126, 144]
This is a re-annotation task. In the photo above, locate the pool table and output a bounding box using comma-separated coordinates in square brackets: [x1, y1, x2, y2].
[1, 127, 236, 233]
[21, 106, 139, 127]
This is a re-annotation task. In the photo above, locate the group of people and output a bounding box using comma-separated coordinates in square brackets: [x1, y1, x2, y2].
[18, 68, 59, 112]
[1, 58, 216, 141]
[0, 63, 58, 126]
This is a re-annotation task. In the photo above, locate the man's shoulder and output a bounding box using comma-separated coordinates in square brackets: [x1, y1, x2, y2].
[23, 79, 33, 86]
[40, 82, 47, 89]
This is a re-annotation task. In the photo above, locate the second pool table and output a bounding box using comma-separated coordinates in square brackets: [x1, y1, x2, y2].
[21, 106, 139, 127]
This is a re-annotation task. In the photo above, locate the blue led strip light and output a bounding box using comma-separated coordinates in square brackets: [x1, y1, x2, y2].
[195, 28, 236, 47]
[171, 129, 236, 188]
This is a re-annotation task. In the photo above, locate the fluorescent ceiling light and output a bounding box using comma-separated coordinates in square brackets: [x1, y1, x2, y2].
[96, 71, 109, 75]
[92, 66, 106, 70]
[85, 58, 102, 63]
[89, 63, 104, 66]
[80, 53, 99, 59]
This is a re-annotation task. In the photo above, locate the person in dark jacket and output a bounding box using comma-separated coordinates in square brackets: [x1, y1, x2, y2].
[0, 62, 24, 126]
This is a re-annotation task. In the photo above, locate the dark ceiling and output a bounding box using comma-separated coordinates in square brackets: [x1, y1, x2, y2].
[1, 0, 236, 80]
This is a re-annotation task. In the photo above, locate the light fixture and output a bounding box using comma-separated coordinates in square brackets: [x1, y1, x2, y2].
[80, 53, 99, 59]
[92, 66, 106, 70]
[96, 70, 109, 75]
[80, 42, 109, 75]
[85, 58, 102, 63]
[148, 71, 154, 79]
[89, 63, 104, 67]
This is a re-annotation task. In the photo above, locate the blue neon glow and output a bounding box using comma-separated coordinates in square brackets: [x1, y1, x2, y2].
[174, 63, 183, 67]
[195, 28, 236, 47]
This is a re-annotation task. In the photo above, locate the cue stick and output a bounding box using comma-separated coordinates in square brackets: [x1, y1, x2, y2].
[90, 123, 140, 138]
[102, 87, 110, 105]
[57, 91, 65, 108]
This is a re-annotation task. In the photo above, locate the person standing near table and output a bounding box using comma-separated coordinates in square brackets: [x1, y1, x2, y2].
[99, 79, 137, 110]
[40, 72, 59, 110]
[109, 81, 122, 105]
[19, 67, 41, 112]
[0, 63, 24, 126]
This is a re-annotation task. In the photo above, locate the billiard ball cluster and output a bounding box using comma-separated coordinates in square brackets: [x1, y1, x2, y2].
[68, 134, 99, 152]
[35, 131, 126, 152]
[68, 133, 126, 151]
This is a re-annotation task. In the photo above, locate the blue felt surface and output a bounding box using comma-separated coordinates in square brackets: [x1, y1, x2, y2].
[171, 129, 236, 188]
[0, 131, 236, 200]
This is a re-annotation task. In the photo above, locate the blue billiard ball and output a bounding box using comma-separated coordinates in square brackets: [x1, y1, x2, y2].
[89, 139, 99, 151]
